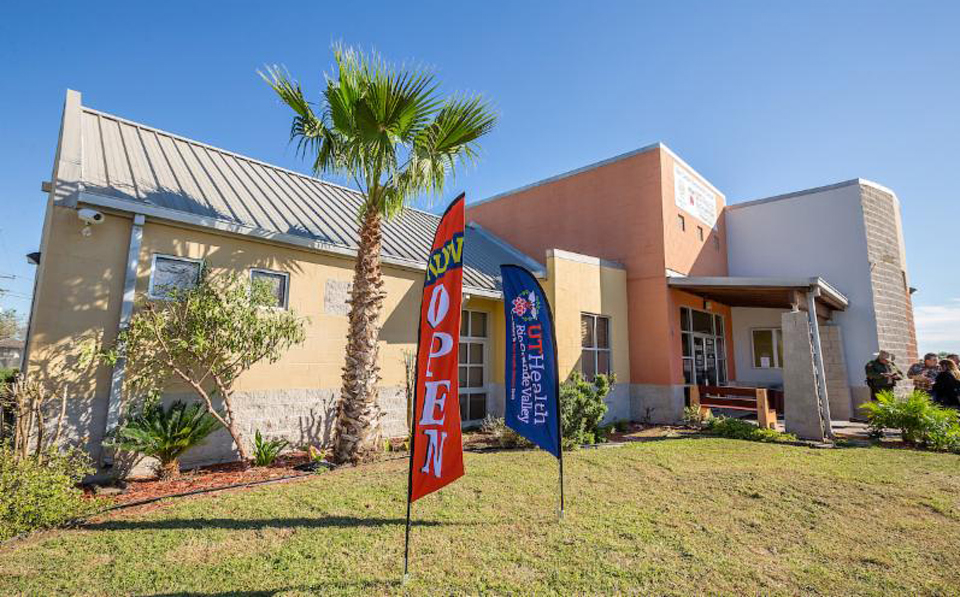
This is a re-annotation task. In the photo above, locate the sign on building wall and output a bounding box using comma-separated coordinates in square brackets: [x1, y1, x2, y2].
[674, 163, 718, 228]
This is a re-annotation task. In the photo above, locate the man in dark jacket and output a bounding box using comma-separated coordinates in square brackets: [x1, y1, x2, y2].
[865, 350, 902, 400]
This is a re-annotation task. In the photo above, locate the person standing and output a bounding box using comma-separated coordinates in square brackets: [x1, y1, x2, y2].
[932, 359, 960, 408]
[865, 350, 903, 400]
[947, 354, 960, 367]
[907, 353, 942, 393]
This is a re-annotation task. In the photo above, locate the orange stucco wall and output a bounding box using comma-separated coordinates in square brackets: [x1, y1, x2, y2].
[467, 146, 731, 386]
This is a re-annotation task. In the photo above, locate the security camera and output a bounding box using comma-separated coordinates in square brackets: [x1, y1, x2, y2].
[78, 208, 105, 225]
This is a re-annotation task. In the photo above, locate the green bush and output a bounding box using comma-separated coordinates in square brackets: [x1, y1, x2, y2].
[109, 400, 221, 479]
[861, 390, 960, 452]
[703, 416, 797, 443]
[0, 448, 102, 541]
[560, 372, 614, 450]
[0, 367, 17, 391]
[682, 405, 713, 429]
[479, 416, 532, 449]
[252, 430, 289, 467]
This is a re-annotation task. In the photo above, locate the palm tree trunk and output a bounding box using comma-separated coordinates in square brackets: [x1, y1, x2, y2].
[158, 457, 180, 480]
[332, 208, 386, 463]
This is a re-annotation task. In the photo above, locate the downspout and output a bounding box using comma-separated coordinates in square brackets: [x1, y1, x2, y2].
[103, 213, 145, 463]
[806, 288, 834, 439]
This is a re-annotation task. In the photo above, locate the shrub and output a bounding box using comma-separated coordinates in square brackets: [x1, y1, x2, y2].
[861, 390, 960, 452]
[479, 415, 532, 449]
[682, 405, 713, 429]
[109, 401, 221, 479]
[252, 430, 288, 467]
[560, 372, 614, 450]
[703, 416, 797, 443]
[0, 448, 102, 541]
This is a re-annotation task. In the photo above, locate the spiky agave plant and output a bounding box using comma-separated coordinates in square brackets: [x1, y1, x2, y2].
[110, 401, 220, 479]
[262, 45, 497, 464]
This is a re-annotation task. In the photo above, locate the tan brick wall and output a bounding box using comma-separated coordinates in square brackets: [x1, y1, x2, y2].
[860, 185, 916, 370]
[819, 324, 852, 420]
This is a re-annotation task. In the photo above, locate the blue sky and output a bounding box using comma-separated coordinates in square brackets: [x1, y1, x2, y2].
[1, 1, 958, 353]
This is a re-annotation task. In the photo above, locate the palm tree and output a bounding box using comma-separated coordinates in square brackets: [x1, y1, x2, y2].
[262, 46, 496, 464]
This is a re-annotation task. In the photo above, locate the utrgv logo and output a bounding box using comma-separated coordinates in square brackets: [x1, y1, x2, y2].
[424, 233, 464, 286]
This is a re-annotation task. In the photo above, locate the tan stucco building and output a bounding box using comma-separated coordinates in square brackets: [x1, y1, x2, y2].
[25, 91, 917, 469]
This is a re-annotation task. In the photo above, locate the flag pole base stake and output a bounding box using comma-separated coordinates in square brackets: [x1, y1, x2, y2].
[402, 573, 410, 586]
[558, 508, 564, 522]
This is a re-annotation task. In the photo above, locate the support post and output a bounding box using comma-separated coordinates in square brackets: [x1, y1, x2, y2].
[806, 289, 834, 438]
[755, 388, 775, 429]
[104, 214, 145, 451]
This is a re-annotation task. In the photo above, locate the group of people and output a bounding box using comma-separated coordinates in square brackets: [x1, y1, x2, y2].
[865, 350, 960, 407]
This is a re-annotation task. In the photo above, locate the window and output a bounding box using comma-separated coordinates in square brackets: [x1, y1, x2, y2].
[459, 310, 488, 422]
[679, 306, 728, 386]
[697, 226, 704, 241]
[251, 268, 289, 309]
[678, 214, 686, 231]
[752, 328, 784, 369]
[148, 255, 201, 299]
[581, 313, 611, 381]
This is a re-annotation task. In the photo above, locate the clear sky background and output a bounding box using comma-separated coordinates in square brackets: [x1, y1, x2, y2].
[1, 1, 958, 353]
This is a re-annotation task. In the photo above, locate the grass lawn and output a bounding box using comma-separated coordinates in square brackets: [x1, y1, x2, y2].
[2, 436, 960, 596]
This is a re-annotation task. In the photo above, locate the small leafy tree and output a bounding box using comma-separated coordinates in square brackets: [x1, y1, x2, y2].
[109, 400, 221, 479]
[107, 270, 306, 462]
[560, 372, 614, 449]
[0, 309, 20, 341]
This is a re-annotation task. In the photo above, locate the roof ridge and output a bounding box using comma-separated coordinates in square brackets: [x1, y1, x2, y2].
[81, 106, 448, 222]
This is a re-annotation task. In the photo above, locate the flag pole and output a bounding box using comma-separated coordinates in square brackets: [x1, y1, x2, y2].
[558, 449, 565, 521]
[403, 410, 417, 583]
[403, 318, 422, 584]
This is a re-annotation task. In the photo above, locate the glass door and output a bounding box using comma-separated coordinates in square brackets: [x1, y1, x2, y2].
[681, 306, 728, 387]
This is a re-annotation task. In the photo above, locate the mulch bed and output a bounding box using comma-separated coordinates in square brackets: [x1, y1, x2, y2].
[88, 425, 685, 508]
[94, 452, 316, 506]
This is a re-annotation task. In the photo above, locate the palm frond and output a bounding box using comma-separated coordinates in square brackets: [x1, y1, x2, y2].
[264, 45, 497, 219]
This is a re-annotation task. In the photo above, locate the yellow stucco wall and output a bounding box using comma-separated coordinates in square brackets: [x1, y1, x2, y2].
[24, 205, 130, 451]
[27, 207, 506, 397]
[545, 250, 631, 383]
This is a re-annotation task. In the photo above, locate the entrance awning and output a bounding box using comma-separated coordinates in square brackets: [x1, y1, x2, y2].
[667, 276, 848, 316]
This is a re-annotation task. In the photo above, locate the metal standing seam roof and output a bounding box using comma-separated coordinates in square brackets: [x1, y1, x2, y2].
[70, 102, 542, 295]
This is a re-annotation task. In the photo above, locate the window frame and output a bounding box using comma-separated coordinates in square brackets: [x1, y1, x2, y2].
[458, 309, 489, 423]
[679, 306, 728, 386]
[697, 226, 705, 241]
[678, 214, 686, 232]
[580, 312, 612, 381]
[750, 327, 783, 369]
[250, 267, 290, 310]
[147, 254, 202, 300]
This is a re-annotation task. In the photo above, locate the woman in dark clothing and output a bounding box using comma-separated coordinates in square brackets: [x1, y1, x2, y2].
[932, 359, 960, 408]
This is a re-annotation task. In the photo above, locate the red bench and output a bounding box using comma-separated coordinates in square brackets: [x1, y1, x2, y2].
[690, 385, 777, 430]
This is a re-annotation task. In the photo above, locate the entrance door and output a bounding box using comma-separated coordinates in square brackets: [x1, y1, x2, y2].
[693, 334, 721, 386]
[681, 306, 728, 387]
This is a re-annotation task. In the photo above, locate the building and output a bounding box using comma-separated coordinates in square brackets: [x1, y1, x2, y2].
[468, 145, 916, 432]
[24, 90, 916, 470]
[0, 338, 24, 370]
